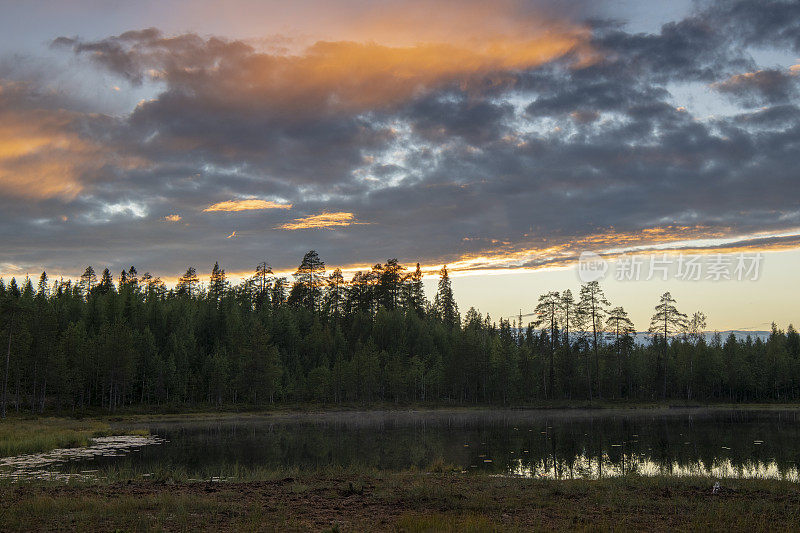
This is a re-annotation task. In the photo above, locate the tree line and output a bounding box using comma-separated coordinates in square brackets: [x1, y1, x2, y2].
[1, 250, 798, 415]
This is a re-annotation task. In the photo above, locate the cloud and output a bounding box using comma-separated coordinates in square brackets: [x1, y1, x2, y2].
[226, 230, 237, 239]
[2, 0, 800, 280]
[164, 214, 181, 222]
[279, 212, 364, 230]
[0, 81, 134, 200]
[53, 2, 595, 116]
[712, 68, 799, 106]
[204, 199, 293, 212]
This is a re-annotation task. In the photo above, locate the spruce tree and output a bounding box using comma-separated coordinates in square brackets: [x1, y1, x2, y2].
[209, 262, 227, 302]
[434, 265, 459, 328]
[97, 269, 114, 295]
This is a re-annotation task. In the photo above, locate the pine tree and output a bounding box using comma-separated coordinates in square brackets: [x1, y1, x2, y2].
[378, 259, 406, 311]
[648, 292, 687, 399]
[578, 281, 609, 399]
[127, 266, 138, 289]
[534, 291, 559, 399]
[606, 306, 635, 399]
[325, 268, 346, 317]
[177, 267, 199, 297]
[292, 250, 325, 312]
[687, 311, 707, 344]
[271, 277, 287, 308]
[79, 266, 96, 296]
[559, 289, 575, 347]
[685, 311, 706, 400]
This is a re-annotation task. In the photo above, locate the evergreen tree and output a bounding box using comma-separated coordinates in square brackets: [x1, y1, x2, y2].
[402, 263, 426, 315]
[292, 250, 325, 312]
[434, 265, 459, 328]
[559, 289, 576, 347]
[325, 268, 346, 317]
[177, 267, 199, 297]
[606, 306, 635, 398]
[648, 292, 687, 399]
[578, 281, 609, 398]
[79, 266, 96, 296]
[37, 272, 49, 297]
[271, 277, 287, 308]
[253, 262, 273, 310]
[97, 269, 114, 295]
[687, 312, 707, 344]
[0, 251, 792, 410]
[209, 261, 227, 302]
[378, 259, 406, 311]
[534, 291, 560, 399]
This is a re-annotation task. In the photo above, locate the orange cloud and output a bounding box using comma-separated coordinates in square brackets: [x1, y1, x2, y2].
[430, 226, 800, 275]
[0, 82, 144, 200]
[164, 214, 182, 222]
[221, 30, 592, 113]
[278, 212, 365, 230]
[74, 3, 595, 115]
[0, 108, 94, 199]
[203, 199, 293, 212]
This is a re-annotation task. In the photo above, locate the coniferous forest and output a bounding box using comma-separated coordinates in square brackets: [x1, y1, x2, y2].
[1, 250, 798, 414]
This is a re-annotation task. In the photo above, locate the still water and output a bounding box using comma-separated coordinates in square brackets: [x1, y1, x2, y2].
[10, 409, 800, 480]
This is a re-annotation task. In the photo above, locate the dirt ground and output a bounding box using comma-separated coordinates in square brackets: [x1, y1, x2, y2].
[4, 474, 800, 531]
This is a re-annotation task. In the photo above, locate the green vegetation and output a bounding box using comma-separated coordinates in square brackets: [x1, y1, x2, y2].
[0, 418, 112, 457]
[1, 473, 798, 531]
[1, 251, 799, 415]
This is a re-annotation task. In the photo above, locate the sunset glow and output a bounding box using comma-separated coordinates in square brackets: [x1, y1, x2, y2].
[0, 0, 798, 328]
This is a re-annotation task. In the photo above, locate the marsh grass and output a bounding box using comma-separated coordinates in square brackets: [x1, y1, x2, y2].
[0, 417, 116, 457]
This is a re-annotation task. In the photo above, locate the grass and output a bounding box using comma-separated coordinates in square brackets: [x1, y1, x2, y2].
[0, 417, 118, 457]
[1, 473, 799, 531]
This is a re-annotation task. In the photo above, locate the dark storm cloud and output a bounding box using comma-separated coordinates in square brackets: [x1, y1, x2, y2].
[701, 0, 800, 52]
[1, 0, 800, 278]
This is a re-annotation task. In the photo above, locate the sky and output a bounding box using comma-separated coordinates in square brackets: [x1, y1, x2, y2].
[0, 0, 799, 330]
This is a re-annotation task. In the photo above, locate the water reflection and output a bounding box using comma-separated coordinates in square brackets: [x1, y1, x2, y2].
[510, 455, 799, 481]
[7, 409, 800, 481]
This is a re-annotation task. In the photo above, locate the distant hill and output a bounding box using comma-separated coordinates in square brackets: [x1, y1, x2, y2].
[632, 331, 771, 345]
[509, 327, 772, 344]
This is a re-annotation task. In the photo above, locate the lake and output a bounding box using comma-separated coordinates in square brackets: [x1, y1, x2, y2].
[5, 409, 800, 481]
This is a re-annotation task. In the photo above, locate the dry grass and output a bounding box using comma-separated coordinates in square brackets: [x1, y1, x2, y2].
[0, 418, 113, 457]
[2, 473, 799, 531]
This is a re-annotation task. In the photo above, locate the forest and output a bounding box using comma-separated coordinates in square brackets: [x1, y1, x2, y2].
[0, 250, 798, 414]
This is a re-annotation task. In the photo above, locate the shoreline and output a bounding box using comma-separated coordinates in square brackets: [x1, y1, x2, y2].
[52, 401, 800, 423]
